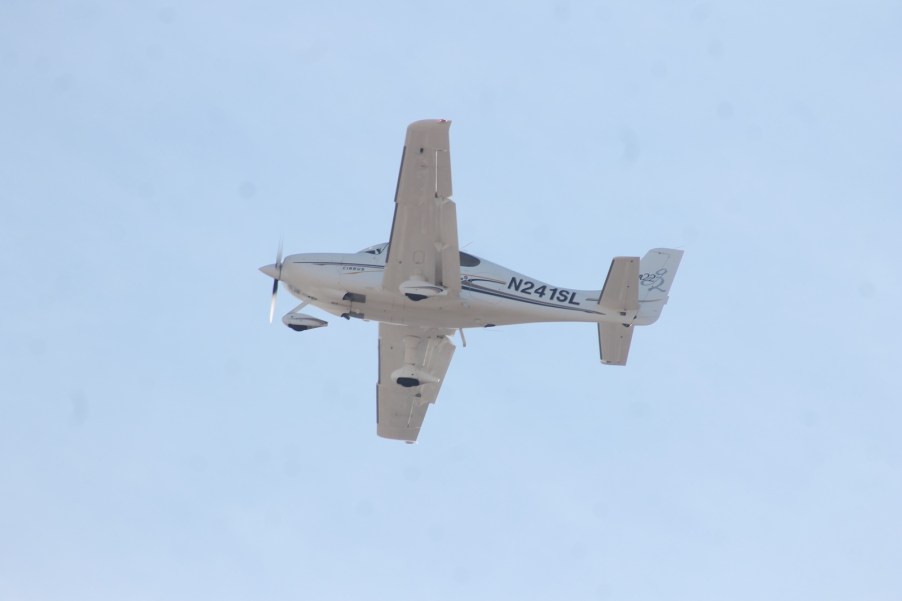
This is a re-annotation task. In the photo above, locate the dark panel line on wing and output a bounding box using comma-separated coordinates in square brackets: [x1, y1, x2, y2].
[384, 145, 407, 264]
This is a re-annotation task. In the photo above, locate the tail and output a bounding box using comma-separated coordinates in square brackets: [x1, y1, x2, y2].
[595, 248, 683, 365]
[636, 248, 683, 325]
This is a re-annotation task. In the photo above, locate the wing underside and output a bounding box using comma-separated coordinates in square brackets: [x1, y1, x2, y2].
[377, 323, 455, 442]
[382, 120, 461, 297]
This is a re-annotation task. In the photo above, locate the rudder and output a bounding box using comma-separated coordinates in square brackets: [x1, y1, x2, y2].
[637, 248, 683, 324]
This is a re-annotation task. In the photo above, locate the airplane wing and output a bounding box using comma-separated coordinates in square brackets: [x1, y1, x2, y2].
[382, 120, 461, 298]
[377, 323, 456, 442]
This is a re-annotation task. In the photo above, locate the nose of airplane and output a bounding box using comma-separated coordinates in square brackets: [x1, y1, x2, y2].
[259, 263, 280, 279]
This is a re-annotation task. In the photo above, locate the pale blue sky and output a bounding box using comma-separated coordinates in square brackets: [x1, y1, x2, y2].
[2, 1, 901, 600]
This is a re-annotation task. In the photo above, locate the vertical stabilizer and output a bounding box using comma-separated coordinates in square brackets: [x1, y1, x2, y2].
[637, 248, 683, 324]
[597, 249, 683, 365]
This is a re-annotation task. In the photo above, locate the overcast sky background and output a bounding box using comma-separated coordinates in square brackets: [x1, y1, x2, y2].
[2, 1, 901, 600]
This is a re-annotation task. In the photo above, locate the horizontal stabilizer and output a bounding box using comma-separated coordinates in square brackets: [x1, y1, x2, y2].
[599, 257, 639, 318]
[598, 322, 634, 366]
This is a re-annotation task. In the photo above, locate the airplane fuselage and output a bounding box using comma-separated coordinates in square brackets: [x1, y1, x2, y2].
[259, 120, 683, 441]
[276, 245, 648, 330]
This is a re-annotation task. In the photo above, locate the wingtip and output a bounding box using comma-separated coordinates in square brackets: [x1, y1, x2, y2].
[408, 118, 452, 129]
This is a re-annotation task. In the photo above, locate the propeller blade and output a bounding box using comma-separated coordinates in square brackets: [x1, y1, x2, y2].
[260, 236, 282, 323]
[269, 278, 279, 323]
[267, 238, 284, 323]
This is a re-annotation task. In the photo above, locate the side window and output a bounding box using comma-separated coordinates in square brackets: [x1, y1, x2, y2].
[360, 243, 389, 258]
[459, 251, 480, 267]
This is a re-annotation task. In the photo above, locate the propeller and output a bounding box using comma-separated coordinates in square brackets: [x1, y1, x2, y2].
[262, 239, 283, 323]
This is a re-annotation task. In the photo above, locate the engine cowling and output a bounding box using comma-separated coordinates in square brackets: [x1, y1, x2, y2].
[282, 313, 328, 332]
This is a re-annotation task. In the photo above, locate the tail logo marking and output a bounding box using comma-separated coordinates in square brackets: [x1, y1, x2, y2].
[639, 268, 669, 293]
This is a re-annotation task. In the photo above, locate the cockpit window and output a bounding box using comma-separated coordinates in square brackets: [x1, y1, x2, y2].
[359, 244, 478, 266]
[359, 243, 389, 255]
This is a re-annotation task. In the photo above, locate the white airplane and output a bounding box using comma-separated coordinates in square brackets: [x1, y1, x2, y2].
[260, 119, 683, 443]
